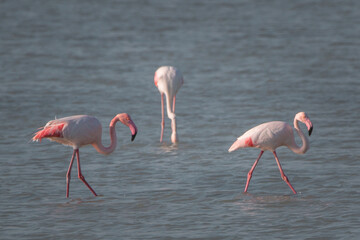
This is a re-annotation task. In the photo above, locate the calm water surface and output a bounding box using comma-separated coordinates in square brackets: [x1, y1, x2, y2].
[1, 0, 360, 239]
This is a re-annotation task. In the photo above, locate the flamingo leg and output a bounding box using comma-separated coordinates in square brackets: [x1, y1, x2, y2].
[244, 151, 264, 192]
[160, 93, 165, 142]
[66, 150, 76, 198]
[75, 149, 97, 196]
[273, 151, 297, 194]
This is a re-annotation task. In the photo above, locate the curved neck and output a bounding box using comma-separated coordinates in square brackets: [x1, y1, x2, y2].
[92, 117, 118, 155]
[288, 118, 309, 154]
[165, 92, 178, 143]
[164, 92, 176, 120]
[171, 118, 178, 143]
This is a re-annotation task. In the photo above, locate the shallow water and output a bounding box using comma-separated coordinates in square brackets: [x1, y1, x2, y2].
[1, 0, 360, 239]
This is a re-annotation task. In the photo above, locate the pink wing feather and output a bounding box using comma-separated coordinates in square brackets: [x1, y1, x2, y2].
[228, 137, 254, 152]
[154, 71, 159, 87]
[32, 122, 65, 142]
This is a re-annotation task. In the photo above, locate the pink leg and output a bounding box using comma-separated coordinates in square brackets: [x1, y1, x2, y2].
[172, 95, 176, 112]
[66, 150, 76, 198]
[160, 93, 164, 142]
[273, 151, 297, 194]
[75, 149, 97, 196]
[244, 151, 264, 192]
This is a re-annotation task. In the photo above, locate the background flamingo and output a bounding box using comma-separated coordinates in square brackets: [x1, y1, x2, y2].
[154, 66, 184, 143]
[228, 112, 313, 194]
[32, 113, 137, 198]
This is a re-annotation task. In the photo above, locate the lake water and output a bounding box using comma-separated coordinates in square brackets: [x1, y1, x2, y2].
[1, 0, 359, 239]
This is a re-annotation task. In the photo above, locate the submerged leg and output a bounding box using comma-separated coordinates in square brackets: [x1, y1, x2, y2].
[273, 151, 297, 194]
[244, 151, 264, 192]
[75, 149, 97, 196]
[66, 150, 76, 198]
[160, 93, 165, 142]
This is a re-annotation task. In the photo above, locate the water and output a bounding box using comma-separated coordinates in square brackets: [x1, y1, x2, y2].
[1, 0, 360, 239]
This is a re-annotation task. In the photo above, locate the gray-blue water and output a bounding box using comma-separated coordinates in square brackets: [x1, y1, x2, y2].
[1, 0, 360, 239]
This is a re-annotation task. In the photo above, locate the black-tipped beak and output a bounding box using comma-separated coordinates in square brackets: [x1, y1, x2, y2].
[128, 121, 137, 142]
[308, 126, 313, 136]
[131, 132, 137, 141]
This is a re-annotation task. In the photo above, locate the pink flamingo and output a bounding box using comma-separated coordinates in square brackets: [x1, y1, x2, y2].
[154, 66, 184, 143]
[228, 112, 313, 194]
[32, 113, 138, 198]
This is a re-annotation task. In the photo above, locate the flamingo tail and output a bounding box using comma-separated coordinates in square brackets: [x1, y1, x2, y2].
[228, 137, 254, 152]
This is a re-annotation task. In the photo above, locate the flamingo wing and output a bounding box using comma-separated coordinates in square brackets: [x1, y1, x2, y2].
[32, 121, 65, 142]
[228, 127, 258, 152]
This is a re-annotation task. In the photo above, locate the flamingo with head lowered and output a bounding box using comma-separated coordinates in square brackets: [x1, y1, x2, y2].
[228, 112, 313, 194]
[154, 66, 184, 143]
[32, 113, 138, 198]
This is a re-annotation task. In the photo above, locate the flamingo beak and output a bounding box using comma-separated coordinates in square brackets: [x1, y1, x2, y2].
[129, 121, 138, 141]
[131, 132, 137, 141]
[305, 119, 313, 136]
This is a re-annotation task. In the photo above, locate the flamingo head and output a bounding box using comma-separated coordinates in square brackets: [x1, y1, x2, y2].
[296, 112, 313, 136]
[117, 113, 138, 141]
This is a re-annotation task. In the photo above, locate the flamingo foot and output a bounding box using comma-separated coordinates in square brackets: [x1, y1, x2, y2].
[281, 174, 297, 194]
[78, 175, 98, 196]
[75, 149, 98, 197]
[273, 151, 297, 194]
[244, 172, 252, 193]
[243, 151, 264, 193]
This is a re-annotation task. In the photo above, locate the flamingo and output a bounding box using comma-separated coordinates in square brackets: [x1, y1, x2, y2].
[154, 66, 184, 143]
[228, 112, 313, 194]
[32, 113, 138, 198]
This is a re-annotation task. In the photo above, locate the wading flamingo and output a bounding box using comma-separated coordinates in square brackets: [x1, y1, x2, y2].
[154, 66, 184, 143]
[228, 112, 313, 194]
[32, 113, 137, 198]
